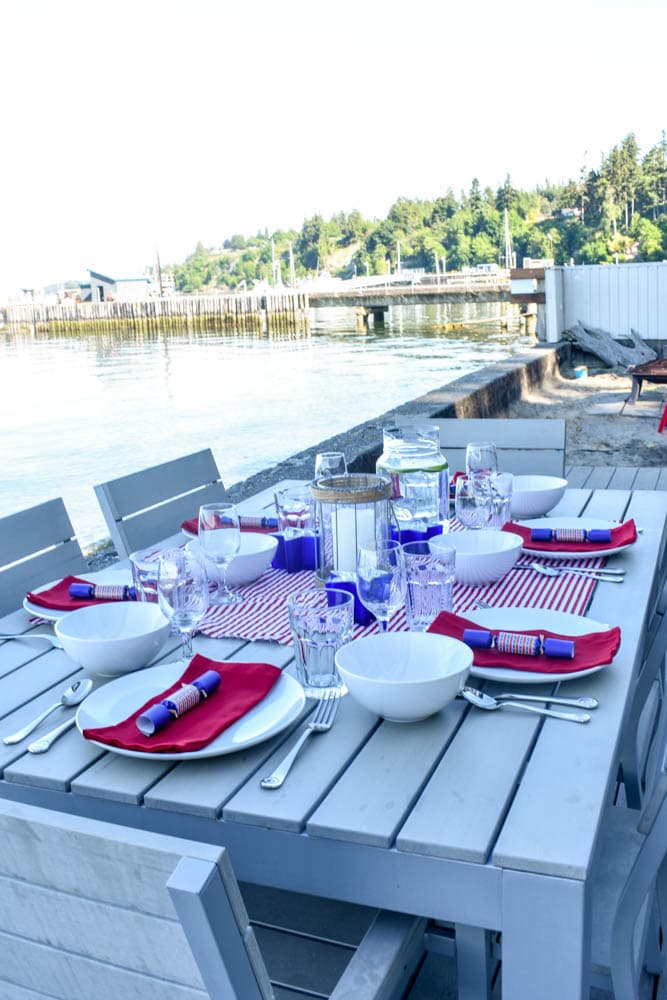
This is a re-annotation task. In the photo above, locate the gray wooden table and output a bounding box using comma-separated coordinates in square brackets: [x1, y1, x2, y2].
[1, 482, 666, 1000]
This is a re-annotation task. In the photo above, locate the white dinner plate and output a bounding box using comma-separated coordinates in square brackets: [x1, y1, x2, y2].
[516, 517, 635, 561]
[466, 607, 611, 684]
[23, 568, 133, 622]
[76, 662, 306, 760]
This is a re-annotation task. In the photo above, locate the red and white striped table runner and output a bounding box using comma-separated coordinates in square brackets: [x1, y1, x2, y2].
[199, 552, 603, 646]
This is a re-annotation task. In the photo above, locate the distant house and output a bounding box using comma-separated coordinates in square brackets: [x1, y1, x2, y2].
[88, 270, 153, 302]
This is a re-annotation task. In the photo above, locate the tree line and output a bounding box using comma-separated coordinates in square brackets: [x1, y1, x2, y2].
[172, 132, 667, 293]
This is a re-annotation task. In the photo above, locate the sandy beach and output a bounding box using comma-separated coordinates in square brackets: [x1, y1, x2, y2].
[502, 348, 667, 469]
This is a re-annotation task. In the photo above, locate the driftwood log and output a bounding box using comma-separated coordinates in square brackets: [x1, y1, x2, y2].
[565, 320, 657, 371]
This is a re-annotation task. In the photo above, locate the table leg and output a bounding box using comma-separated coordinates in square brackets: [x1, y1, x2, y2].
[627, 376, 642, 404]
[502, 870, 590, 999]
[456, 924, 494, 1000]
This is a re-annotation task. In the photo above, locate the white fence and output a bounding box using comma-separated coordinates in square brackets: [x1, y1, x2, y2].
[545, 262, 667, 344]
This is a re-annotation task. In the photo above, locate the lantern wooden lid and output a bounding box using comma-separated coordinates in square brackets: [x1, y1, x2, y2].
[311, 474, 391, 504]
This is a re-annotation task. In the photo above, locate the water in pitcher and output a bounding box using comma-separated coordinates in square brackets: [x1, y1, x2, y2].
[376, 427, 450, 528]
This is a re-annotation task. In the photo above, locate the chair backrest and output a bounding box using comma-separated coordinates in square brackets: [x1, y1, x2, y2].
[617, 611, 667, 809]
[397, 418, 566, 476]
[0, 798, 272, 1000]
[94, 448, 226, 558]
[610, 725, 667, 998]
[0, 498, 88, 618]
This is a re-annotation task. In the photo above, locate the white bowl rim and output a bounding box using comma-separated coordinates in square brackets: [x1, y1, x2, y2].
[432, 530, 522, 555]
[335, 633, 472, 686]
[55, 602, 168, 642]
[189, 532, 278, 558]
[512, 475, 568, 491]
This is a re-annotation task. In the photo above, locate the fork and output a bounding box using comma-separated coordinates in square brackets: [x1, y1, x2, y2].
[260, 690, 340, 790]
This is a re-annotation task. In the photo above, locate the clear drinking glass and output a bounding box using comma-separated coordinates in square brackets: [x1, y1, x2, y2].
[287, 588, 354, 697]
[198, 502, 242, 605]
[356, 540, 407, 632]
[314, 451, 347, 479]
[488, 472, 513, 529]
[455, 474, 493, 529]
[465, 441, 499, 477]
[402, 539, 456, 631]
[129, 548, 160, 602]
[157, 548, 208, 666]
[274, 486, 314, 537]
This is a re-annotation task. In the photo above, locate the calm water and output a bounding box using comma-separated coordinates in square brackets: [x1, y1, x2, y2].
[1, 302, 526, 548]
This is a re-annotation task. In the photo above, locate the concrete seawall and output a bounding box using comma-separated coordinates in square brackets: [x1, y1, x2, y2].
[225, 344, 565, 502]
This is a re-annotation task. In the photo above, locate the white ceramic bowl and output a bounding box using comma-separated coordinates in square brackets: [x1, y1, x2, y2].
[55, 602, 170, 677]
[510, 475, 568, 518]
[188, 532, 278, 587]
[432, 530, 522, 586]
[335, 632, 472, 723]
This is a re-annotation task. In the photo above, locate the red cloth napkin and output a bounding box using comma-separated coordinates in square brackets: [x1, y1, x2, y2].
[502, 519, 637, 553]
[82, 654, 282, 753]
[26, 575, 122, 612]
[181, 516, 276, 535]
[428, 610, 621, 674]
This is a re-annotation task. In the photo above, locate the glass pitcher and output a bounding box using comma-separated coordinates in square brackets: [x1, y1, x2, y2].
[376, 424, 449, 528]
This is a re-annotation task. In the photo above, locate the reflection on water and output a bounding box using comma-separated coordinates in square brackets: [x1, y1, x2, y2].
[0, 302, 527, 547]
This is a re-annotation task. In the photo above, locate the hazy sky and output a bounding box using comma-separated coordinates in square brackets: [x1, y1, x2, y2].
[1, 0, 665, 296]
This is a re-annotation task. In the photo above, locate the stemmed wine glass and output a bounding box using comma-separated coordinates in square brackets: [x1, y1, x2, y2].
[465, 441, 498, 477]
[314, 451, 347, 480]
[356, 540, 407, 632]
[198, 502, 242, 605]
[157, 548, 208, 666]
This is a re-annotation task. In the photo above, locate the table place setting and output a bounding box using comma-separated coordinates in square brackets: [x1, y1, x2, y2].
[180, 512, 280, 536]
[427, 608, 621, 678]
[76, 654, 305, 759]
[24, 569, 137, 618]
[502, 517, 638, 559]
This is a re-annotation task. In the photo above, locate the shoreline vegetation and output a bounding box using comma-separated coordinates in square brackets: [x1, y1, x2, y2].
[166, 133, 667, 296]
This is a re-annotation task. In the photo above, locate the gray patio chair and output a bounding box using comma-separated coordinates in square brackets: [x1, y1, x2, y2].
[396, 417, 566, 477]
[0, 799, 426, 999]
[0, 497, 88, 618]
[590, 723, 667, 998]
[94, 447, 226, 558]
[616, 611, 667, 809]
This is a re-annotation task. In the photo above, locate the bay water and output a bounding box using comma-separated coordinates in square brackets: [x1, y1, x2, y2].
[0, 302, 525, 550]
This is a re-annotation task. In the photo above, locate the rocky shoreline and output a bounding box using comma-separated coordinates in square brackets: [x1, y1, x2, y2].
[86, 341, 666, 571]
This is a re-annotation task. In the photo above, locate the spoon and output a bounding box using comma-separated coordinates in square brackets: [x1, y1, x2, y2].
[519, 562, 624, 583]
[2, 677, 94, 745]
[461, 686, 591, 723]
[0, 631, 62, 648]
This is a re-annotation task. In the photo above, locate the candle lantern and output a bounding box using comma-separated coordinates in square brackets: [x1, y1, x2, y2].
[311, 474, 393, 583]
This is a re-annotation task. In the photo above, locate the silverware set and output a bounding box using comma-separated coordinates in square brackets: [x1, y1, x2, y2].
[2, 677, 93, 752]
[461, 686, 593, 723]
[513, 560, 625, 583]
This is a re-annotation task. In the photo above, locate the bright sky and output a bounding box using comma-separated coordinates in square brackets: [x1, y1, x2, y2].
[1, 0, 665, 296]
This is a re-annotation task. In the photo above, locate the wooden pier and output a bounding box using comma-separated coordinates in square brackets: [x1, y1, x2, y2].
[1, 272, 513, 337]
[3, 291, 311, 337]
